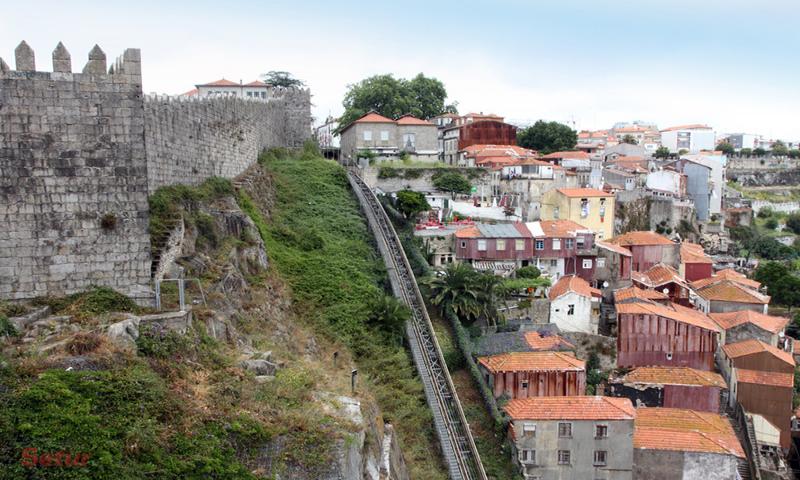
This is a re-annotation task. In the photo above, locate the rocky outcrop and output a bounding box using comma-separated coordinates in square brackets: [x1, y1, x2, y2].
[728, 168, 800, 187]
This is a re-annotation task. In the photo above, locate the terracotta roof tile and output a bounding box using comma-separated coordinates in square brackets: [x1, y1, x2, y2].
[181, 88, 199, 97]
[721, 339, 795, 367]
[395, 114, 434, 126]
[620, 366, 726, 388]
[556, 187, 611, 198]
[541, 151, 590, 160]
[597, 240, 632, 257]
[634, 408, 744, 457]
[608, 231, 674, 246]
[538, 220, 591, 238]
[633, 263, 685, 288]
[736, 368, 794, 388]
[352, 112, 395, 124]
[614, 285, 669, 304]
[197, 78, 240, 87]
[505, 396, 635, 421]
[478, 351, 585, 373]
[524, 331, 575, 351]
[549, 275, 601, 300]
[709, 310, 789, 334]
[660, 124, 712, 132]
[693, 280, 770, 304]
[454, 226, 480, 239]
[615, 301, 719, 331]
[243, 80, 269, 87]
[681, 242, 713, 264]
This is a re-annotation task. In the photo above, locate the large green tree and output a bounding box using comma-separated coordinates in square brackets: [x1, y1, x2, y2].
[772, 140, 789, 156]
[395, 190, 430, 219]
[754, 261, 800, 311]
[338, 74, 457, 129]
[715, 142, 735, 155]
[654, 146, 671, 159]
[260, 71, 305, 88]
[432, 172, 471, 195]
[516, 120, 577, 154]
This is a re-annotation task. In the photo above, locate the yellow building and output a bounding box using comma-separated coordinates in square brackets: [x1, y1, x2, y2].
[541, 188, 615, 240]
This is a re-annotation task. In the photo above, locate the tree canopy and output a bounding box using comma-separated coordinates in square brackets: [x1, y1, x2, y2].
[754, 261, 800, 311]
[516, 120, 577, 154]
[338, 74, 457, 129]
[621, 134, 637, 145]
[395, 190, 430, 218]
[715, 142, 735, 155]
[772, 140, 789, 156]
[432, 172, 471, 195]
[654, 146, 671, 159]
[260, 71, 305, 88]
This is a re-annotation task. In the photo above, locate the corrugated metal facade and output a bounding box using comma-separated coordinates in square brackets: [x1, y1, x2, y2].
[458, 120, 517, 150]
[485, 368, 586, 399]
[662, 384, 721, 412]
[736, 382, 792, 448]
[684, 262, 713, 282]
[617, 313, 717, 370]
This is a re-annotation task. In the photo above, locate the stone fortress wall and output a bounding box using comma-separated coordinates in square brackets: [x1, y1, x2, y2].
[0, 41, 311, 301]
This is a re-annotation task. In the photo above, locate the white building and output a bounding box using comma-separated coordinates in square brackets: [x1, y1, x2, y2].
[182, 78, 273, 100]
[682, 153, 726, 217]
[660, 124, 715, 153]
[315, 116, 340, 149]
[548, 275, 601, 334]
[646, 168, 685, 197]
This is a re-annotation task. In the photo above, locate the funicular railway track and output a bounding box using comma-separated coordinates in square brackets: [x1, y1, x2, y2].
[347, 170, 487, 480]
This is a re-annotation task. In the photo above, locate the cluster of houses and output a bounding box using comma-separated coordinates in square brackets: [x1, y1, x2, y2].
[464, 226, 795, 479]
[328, 110, 798, 478]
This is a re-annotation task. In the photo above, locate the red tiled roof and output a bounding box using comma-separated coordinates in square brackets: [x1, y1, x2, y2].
[197, 78, 240, 87]
[681, 242, 713, 264]
[620, 366, 726, 388]
[556, 188, 612, 198]
[181, 88, 199, 97]
[243, 80, 269, 87]
[709, 310, 789, 334]
[541, 151, 590, 160]
[549, 275, 601, 300]
[504, 396, 635, 421]
[351, 112, 395, 124]
[597, 240, 632, 257]
[613, 285, 669, 303]
[736, 368, 793, 388]
[608, 231, 674, 247]
[536, 220, 591, 238]
[396, 114, 434, 126]
[454, 226, 480, 239]
[615, 301, 719, 331]
[634, 408, 744, 457]
[693, 280, 770, 304]
[524, 331, 575, 351]
[478, 351, 585, 373]
[660, 124, 712, 132]
[633, 263, 685, 288]
[722, 339, 795, 366]
[716, 268, 761, 288]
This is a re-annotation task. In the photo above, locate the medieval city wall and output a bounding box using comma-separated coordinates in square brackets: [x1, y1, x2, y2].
[0, 41, 311, 300]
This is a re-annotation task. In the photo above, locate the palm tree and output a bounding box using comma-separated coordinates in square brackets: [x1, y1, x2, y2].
[425, 263, 482, 322]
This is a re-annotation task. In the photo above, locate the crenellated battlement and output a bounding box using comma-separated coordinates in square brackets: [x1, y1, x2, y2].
[0, 40, 141, 81]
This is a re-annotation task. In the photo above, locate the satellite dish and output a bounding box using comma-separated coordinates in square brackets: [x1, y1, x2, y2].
[663, 288, 669, 294]
[603, 281, 609, 288]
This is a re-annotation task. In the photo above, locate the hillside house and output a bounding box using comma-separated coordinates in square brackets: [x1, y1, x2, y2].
[691, 277, 770, 314]
[541, 188, 615, 240]
[454, 223, 532, 273]
[616, 301, 719, 370]
[525, 220, 596, 281]
[613, 285, 670, 305]
[679, 242, 713, 282]
[631, 263, 690, 305]
[505, 396, 635, 480]
[709, 310, 789, 347]
[339, 112, 438, 164]
[441, 115, 518, 165]
[595, 241, 633, 301]
[606, 366, 726, 412]
[721, 339, 795, 448]
[633, 407, 745, 480]
[548, 275, 601, 334]
[606, 231, 678, 273]
[477, 351, 586, 399]
[472, 328, 575, 357]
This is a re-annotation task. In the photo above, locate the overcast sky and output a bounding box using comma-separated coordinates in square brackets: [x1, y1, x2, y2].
[2, 0, 798, 139]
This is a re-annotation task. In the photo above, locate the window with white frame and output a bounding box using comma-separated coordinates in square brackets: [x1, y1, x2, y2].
[477, 239, 487, 251]
[595, 424, 608, 438]
[402, 133, 416, 149]
[593, 450, 607, 466]
[567, 304, 575, 315]
[535, 239, 544, 250]
[558, 450, 571, 465]
[520, 449, 536, 464]
[363, 130, 372, 141]
[516, 239, 525, 251]
[597, 258, 606, 268]
[522, 422, 536, 437]
[552, 238, 561, 250]
[583, 259, 593, 269]
[380, 130, 389, 141]
[460, 241, 467, 248]
[558, 422, 572, 437]
[496, 239, 506, 250]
